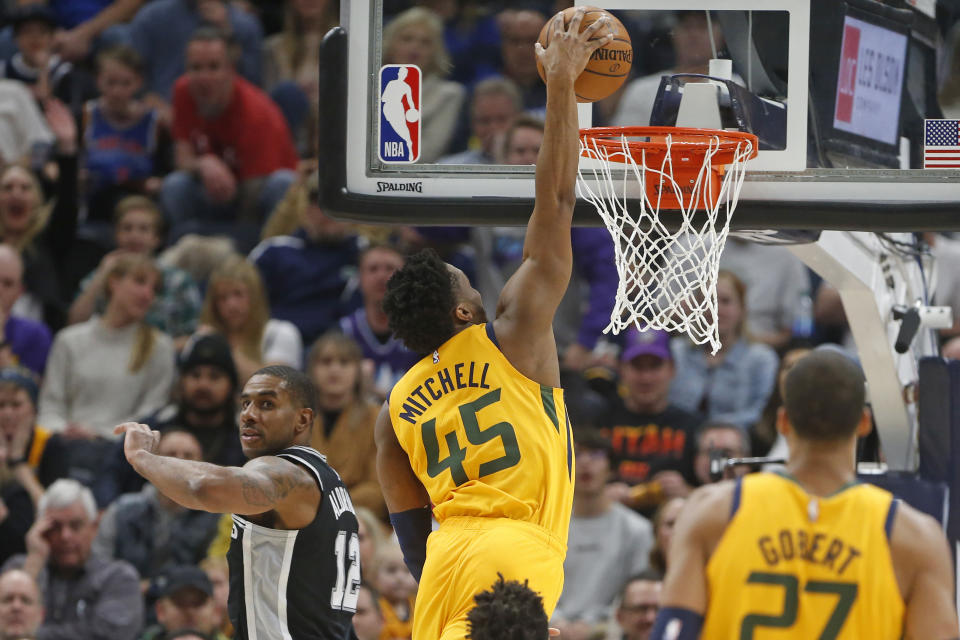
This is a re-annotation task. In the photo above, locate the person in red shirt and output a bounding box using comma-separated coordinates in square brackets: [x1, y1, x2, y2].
[160, 27, 298, 251]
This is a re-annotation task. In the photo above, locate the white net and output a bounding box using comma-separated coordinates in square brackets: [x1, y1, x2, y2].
[577, 131, 755, 354]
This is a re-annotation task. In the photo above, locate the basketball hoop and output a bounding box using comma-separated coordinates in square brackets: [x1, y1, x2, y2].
[578, 126, 758, 354]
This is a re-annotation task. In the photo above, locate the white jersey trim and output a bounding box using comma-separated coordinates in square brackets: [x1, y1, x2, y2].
[277, 532, 297, 640]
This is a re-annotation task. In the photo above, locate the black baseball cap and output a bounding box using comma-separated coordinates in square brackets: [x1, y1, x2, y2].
[179, 333, 238, 388]
[10, 5, 58, 32]
[152, 565, 213, 599]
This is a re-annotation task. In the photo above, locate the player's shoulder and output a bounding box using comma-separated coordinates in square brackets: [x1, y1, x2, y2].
[889, 498, 948, 559]
[681, 480, 739, 534]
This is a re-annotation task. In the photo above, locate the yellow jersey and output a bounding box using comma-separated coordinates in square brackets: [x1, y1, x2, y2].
[703, 472, 904, 639]
[388, 323, 575, 546]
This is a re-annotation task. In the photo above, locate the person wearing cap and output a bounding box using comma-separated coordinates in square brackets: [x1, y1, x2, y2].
[95, 333, 243, 506]
[0, 4, 87, 104]
[598, 328, 702, 513]
[92, 430, 221, 591]
[140, 565, 228, 640]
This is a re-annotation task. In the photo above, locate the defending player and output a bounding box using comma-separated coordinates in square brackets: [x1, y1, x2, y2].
[651, 350, 959, 639]
[116, 366, 360, 640]
[375, 8, 614, 640]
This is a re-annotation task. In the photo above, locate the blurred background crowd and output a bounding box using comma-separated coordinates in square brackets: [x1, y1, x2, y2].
[1, 1, 960, 639]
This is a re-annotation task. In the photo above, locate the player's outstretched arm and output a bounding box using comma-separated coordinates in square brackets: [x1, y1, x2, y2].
[494, 9, 613, 386]
[651, 482, 733, 640]
[115, 422, 320, 526]
[893, 502, 960, 639]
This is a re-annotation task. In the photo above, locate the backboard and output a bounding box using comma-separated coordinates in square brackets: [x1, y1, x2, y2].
[318, 0, 960, 230]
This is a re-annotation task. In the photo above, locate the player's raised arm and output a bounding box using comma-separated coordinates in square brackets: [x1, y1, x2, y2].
[892, 502, 960, 639]
[494, 8, 613, 385]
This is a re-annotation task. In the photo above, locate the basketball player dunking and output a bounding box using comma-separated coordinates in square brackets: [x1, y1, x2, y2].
[374, 9, 614, 640]
[651, 350, 959, 640]
[117, 366, 360, 640]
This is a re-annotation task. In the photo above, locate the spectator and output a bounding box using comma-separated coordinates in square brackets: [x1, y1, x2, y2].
[0, 246, 51, 376]
[692, 422, 750, 486]
[0, 569, 44, 640]
[69, 196, 202, 347]
[82, 46, 169, 223]
[613, 11, 725, 126]
[599, 329, 702, 510]
[198, 558, 231, 640]
[552, 430, 653, 640]
[199, 255, 303, 382]
[0, 80, 54, 166]
[752, 347, 810, 457]
[613, 571, 662, 640]
[647, 497, 685, 576]
[339, 244, 418, 399]
[157, 234, 236, 292]
[419, 0, 501, 87]
[306, 332, 385, 518]
[38, 254, 175, 441]
[438, 76, 521, 164]
[140, 565, 227, 640]
[262, 0, 338, 157]
[372, 543, 418, 640]
[0, 99, 78, 331]
[2, 479, 143, 640]
[384, 7, 466, 162]
[250, 199, 361, 346]
[161, 28, 297, 251]
[0, 5, 78, 104]
[92, 430, 221, 588]
[355, 505, 387, 571]
[501, 112, 543, 165]
[352, 583, 385, 640]
[49, 0, 144, 63]
[126, 0, 263, 103]
[719, 238, 812, 351]
[0, 367, 68, 566]
[95, 332, 243, 506]
[496, 7, 547, 112]
[668, 270, 779, 429]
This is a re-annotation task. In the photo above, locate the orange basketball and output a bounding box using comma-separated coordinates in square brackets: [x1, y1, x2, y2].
[536, 7, 632, 103]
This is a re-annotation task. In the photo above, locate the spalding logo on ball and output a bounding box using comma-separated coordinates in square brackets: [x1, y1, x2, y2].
[536, 7, 633, 103]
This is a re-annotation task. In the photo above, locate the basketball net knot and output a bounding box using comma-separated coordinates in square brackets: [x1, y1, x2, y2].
[577, 127, 756, 354]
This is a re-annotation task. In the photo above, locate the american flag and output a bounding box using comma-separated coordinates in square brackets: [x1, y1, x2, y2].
[924, 119, 960, 168]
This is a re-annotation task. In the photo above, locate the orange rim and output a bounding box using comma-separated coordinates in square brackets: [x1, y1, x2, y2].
[580, 126, 759, 166]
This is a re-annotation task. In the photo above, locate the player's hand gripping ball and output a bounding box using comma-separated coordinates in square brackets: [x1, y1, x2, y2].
[536, 7, 633, 103]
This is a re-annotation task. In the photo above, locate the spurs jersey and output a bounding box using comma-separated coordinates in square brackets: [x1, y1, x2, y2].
[227, 446, 359, 640]
[703, 472, 904, 639]
[388, 322, 575, 545]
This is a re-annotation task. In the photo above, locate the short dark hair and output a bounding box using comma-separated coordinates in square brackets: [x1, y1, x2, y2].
[466, 574, 548, 640]
[574, 428, 613, 461]
[252, 365, 318, 413]
[783, 350, 866, 441]
[382, 248, 457, 354]
[187, 26, 239, 65]
[619, 569, 664, 601]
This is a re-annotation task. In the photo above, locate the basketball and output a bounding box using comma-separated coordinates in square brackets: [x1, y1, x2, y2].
[405, 108, 419, 123]
[536, 7, 632, 103]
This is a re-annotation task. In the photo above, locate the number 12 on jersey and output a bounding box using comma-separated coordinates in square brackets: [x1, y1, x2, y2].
[331, 531, 360, 612]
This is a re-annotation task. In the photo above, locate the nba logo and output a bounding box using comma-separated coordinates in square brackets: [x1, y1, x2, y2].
[379, 64, 421, 163]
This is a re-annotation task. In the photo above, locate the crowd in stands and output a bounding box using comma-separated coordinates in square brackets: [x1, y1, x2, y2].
[0, 1, 959, 639]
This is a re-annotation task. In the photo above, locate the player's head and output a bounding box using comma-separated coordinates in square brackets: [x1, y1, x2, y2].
[780, 350, 869, 442]
[239, 365, 317, 457]
[466, 574, 549, 640]
[382, 248, 486, 354]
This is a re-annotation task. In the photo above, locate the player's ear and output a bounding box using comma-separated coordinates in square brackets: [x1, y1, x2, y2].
[855, 408, 873, 438]
[296, 407, 315, 435]
[453, 303, 474, 324]
[775, 406, 791, 437]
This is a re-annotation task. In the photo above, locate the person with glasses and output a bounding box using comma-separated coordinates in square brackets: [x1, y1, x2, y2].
[614, 570, 662, 640]
[691, 422, 751, 486]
